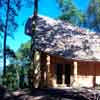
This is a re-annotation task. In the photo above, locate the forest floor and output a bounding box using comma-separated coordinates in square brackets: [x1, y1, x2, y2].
[12, 88, 100, 100]
[1, 85, 100, 100]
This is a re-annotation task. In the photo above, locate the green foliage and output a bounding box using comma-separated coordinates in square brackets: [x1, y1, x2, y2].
[57, 0, 85, 26]
[16, 40, 31, 88]
[4, 62, 29, 90]
[0, 0, 34, 37]
[16, 40, 31, 74]
[6, 46, 16, 58]
[0, 0, 23, 84]
[3, 64, 20, 90]
[57, 0, 100, 31]
[0, 0, 35, 89]
[0, 42, 31, 90]
[0, 0, 33, 81]
[16, 40, 31, 59]
[86, 0, 100, 31]
[0, 0, 22, 36]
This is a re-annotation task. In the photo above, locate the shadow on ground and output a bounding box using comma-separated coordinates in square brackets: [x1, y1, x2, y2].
[0, 85, 89, 100]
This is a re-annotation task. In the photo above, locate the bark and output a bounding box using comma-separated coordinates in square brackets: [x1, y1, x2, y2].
[3, 0, 10, 82]
[28, 0, 39, 88]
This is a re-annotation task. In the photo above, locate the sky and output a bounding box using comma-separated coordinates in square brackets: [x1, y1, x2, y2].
[73, 0, 90, 11]
[6, 0, 90, 52]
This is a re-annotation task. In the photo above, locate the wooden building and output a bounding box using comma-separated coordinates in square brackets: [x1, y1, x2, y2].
[25, 15, 100, 88]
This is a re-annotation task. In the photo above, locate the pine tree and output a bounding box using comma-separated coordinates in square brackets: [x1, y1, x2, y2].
[86, 0, 100, 31]
[57, 0, 85, 26]
[28, 0, 40, 88]
[0, 0, 22, 83]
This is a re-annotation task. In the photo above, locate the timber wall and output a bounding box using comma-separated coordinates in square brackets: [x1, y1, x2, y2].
[40, 52, 100, 88]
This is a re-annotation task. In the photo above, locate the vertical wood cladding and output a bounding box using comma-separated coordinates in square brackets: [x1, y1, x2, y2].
[78, 61, 100, 76]
[78, 62, 95, 75]
[95, 62, 100, 76]
[40, 52, 100, 88]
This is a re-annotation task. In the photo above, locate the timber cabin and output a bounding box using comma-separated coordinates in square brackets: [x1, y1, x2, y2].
[25, 15, 100, 88]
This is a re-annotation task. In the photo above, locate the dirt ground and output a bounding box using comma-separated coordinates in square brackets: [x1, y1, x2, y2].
[11, 88, 100, 100]
[0, 85, 100, 100]
[12, 88, 86, 100]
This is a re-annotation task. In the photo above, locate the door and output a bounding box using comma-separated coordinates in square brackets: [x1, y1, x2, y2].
[56, 64, 63, 84]
[65, 64, 71, 86]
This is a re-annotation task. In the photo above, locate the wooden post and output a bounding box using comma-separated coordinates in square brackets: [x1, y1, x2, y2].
[46, 55, 50, 86]
[73, 61, 78, 87]
[62, 64, 65, 85]
[93, 62, 96, 88]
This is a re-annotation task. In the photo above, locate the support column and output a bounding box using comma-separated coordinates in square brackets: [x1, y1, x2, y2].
[73, 61, 78, 87]
[46, 55, 51, 86]
[62, 64, 65, 85]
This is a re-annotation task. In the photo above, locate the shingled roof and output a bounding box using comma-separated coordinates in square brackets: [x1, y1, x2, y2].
[25, 15, 100, 61]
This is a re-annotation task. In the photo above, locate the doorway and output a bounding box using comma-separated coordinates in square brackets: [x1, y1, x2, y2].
[65, 64, 71, 86]
[56, 64, 63, 84]
[56, 64, 71, 86]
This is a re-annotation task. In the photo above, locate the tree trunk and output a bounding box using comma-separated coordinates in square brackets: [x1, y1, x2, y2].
[32, 0, 38, 48]
[3, 0, 10, 83]
[28, 0, 39, 88]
